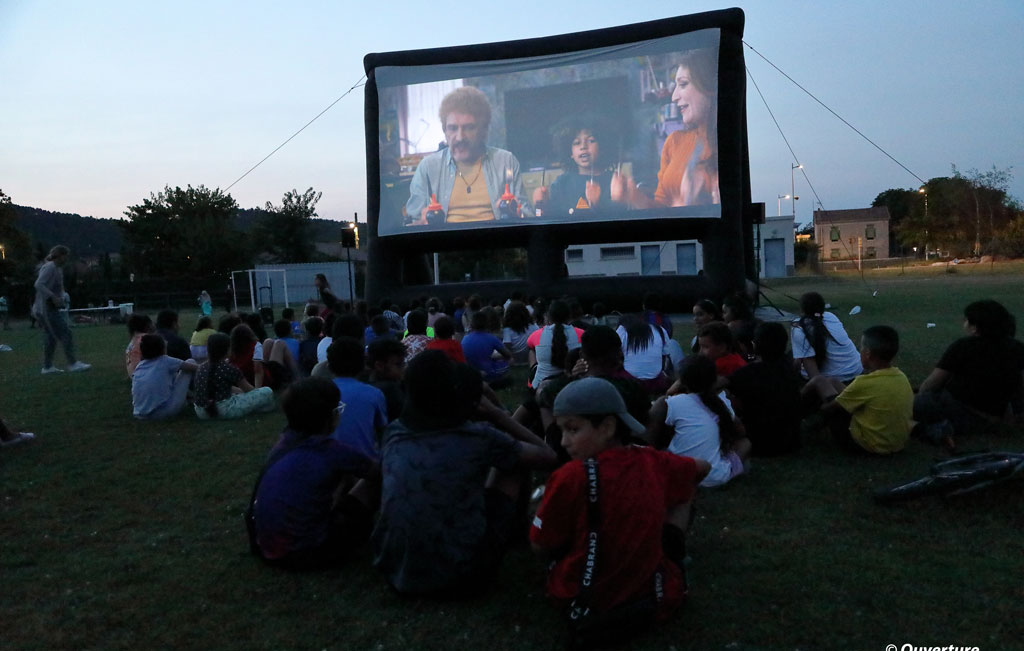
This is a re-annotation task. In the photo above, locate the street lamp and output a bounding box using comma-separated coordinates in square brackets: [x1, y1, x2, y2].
[0, 243, 5, 260]
[791, 163, 803, 220]
[777, 195, 791, 217]
[921, 185, 929, 258]
[341, 217, 358, 303]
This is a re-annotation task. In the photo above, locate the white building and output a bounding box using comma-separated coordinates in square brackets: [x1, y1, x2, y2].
[564, 213, 795, 278]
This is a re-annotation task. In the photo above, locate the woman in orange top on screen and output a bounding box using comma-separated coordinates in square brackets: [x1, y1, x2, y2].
[613, 48, 719, 208]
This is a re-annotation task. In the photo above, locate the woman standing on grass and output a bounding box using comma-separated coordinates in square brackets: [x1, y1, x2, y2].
[32, 245, 90, 375]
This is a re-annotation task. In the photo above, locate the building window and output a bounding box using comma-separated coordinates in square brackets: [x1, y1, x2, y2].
[599, 246, 635, 260]
[565, 248, 583, 262]
[865, 224, 876, 240]
[829, 226, 840, 242]
[831, 248, 841, 259]
[866, 247, 877, 258]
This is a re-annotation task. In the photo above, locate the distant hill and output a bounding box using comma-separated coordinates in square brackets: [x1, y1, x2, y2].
[13, 206, 124, 256]
[14, 205, 357, 257]
[236, 208, 356, 243]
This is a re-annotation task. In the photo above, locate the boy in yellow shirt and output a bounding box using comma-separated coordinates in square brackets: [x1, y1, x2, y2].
[805, 325, 913, 454]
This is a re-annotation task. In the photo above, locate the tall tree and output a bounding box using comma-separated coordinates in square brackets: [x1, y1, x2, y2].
[121, 185, 251, 278]
[886, 168, 1018, 258]
[257, 187, 321, 263]
[0, 188, 34, 282]
[952, 165, 1014, 255]
[872, 187, 919, 255]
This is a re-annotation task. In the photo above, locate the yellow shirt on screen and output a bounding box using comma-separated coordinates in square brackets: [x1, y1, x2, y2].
[447, 161, 495, 222]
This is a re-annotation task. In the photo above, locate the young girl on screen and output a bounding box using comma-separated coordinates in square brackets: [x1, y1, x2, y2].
[532, 115, 623, 217]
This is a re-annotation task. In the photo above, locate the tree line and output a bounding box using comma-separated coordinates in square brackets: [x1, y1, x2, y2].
[0, 186, 359, 289]
[871, 165, 1023, 258]
[3, 164, 1022, 293]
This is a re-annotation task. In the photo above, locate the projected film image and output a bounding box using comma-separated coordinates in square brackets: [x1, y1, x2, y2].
[375, 29, 721, 236]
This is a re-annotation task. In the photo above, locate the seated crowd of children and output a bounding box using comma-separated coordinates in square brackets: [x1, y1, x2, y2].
[123, 291, 1022, 646]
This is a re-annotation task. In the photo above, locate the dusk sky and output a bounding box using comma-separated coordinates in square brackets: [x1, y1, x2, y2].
[2, 1, 1021, 229]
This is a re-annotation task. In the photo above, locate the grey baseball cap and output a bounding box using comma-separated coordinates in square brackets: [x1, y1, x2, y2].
[552, 377, 645, 433]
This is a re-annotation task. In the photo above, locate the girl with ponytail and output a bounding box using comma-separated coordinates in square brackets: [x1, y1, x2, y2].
[791, 292, 862, 383]
[527, 299, 581, 388]
[616, 312, 671, 395]
[654, 356, 750, 487]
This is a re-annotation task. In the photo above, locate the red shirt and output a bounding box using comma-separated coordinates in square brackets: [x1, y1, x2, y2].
[715, 353, 747, 378]
[229, 340, 274, 387]
[425, 338, 466, 363]
[530, 446, 697, 617]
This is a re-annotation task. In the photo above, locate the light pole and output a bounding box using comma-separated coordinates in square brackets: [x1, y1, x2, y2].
[918, 187, 928, 259]
[791, 163, 802, 220]
[777, 194, 790, 216]
[341, 219, 357, 304]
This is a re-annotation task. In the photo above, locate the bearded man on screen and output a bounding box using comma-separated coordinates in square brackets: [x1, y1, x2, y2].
[406, 86, 531, 225]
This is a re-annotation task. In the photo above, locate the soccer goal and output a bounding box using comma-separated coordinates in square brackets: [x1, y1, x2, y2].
[230, 268, 290, 313]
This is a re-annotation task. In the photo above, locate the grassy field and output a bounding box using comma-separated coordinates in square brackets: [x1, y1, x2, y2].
[2, 264, 1023, 650]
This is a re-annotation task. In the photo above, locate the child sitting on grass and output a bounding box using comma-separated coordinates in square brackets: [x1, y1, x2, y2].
[724, 322, 802, 456]
[914, 299, 1024, 445]
[125, 313, 154, 379]
[652, 356, 750, 487]
[273, 319, 302, 378]
[805, 325, 913, 455]
[462, 310, 513, 388]
[298, 316, 323, 377]
[424, 316, 465, 363]
[697, 321, 746, 378]
[189, 316, 217, 362]
[401, 309, 434, 362]
[281, 307, 302, 339]
[132, 333, 198, 420]
[372, 350, 556, 597]
[250, 377, 380, 570]
[228, 324, 295, 392]
[194, 333, 276, 420]
[367, 338, 407, 423]
[530, 377, 709, 647]
[327, 337, 388, 462]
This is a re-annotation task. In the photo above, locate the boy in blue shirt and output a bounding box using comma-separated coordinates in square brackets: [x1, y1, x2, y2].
[252, 377, 379, 569]
[327, 336, 388, 461]
[131, 334, 197, 420]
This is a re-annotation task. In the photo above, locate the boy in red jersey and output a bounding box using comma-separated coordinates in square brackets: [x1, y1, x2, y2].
[530, 377, 708, 645]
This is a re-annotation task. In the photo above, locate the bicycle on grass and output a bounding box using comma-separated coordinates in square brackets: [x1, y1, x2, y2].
[873, 451, 1024, 504]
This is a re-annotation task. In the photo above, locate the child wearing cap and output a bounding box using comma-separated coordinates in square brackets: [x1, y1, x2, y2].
[530, 377, 709, 643]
